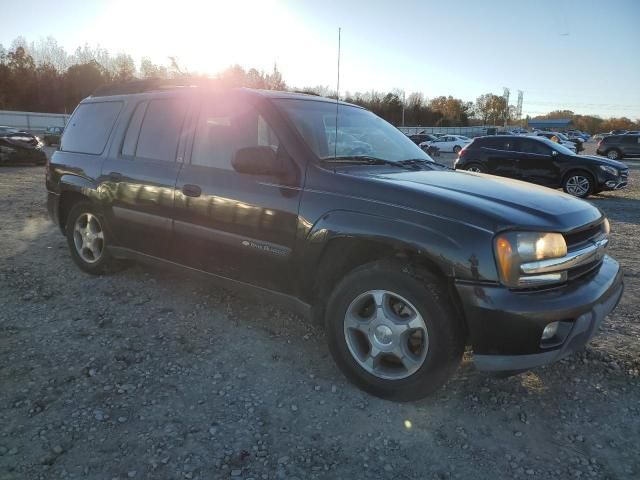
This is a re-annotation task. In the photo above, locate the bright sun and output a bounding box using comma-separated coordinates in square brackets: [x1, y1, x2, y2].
[91, 0, 299, 75]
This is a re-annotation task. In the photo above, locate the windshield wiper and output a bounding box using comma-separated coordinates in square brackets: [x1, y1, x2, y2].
[399, 158, 453, 170]
[322, 156, 420, 170]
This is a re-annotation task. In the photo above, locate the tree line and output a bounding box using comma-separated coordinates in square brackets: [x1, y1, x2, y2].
[1, 36, 638, 133]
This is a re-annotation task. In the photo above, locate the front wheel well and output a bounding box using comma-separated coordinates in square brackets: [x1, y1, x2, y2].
[562, 168, 595, 184]
[310, 238, 460, 328]
[58, 191, 90, 231]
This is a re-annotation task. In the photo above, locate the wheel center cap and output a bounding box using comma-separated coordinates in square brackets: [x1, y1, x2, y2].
[374, 325, 393, 345]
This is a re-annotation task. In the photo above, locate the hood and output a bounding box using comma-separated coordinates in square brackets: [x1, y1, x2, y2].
[574, 154, 627, 170]
[362, 169, 602, 232]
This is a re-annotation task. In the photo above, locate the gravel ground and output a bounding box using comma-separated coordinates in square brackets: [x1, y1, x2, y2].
[1, 144, 639, 480]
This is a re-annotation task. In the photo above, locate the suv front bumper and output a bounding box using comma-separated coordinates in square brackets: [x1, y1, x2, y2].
[455, 255, 624, 372]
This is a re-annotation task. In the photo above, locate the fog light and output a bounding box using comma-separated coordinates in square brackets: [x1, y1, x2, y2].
[541, 321, 559, 340]
[605, 181, 616, 188]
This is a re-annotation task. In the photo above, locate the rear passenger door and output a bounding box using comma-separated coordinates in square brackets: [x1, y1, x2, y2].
[171, 95, 303, 293]
[622, 135, 640, 156]
[480, 138, 520, 178]
[513, 138, 558, 186]
[101, 96, 190, 257]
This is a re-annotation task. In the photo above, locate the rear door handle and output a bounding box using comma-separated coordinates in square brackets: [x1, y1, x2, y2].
[182, 184, 202, 197]
[109, 171, 123, 180]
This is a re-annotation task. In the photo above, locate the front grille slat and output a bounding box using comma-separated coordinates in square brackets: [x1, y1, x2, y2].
[563, 221, 607, 282]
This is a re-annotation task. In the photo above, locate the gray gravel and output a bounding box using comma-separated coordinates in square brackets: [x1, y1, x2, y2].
[1, 145, 639, 479]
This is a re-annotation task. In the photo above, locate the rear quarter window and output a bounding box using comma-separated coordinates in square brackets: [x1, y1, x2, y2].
[61, 101, 123, 155]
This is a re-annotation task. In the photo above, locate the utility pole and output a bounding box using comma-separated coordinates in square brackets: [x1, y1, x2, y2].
[503, 87, 510, 128]
[516, 90, 524, 125]
[401, 90, 405, 127]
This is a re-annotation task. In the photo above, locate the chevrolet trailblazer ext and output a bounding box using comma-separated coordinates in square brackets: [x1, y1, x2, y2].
[46, 82, 624, 401]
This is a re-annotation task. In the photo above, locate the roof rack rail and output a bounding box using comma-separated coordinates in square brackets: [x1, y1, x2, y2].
[91, 77, 223, 97]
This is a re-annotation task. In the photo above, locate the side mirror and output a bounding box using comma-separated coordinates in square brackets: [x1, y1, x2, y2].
[232, 146, 286, 176]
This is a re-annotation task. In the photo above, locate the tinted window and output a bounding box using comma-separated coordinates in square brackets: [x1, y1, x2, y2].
[622, 135, 639, 144]
[61, 101, 122, 154]
[480, 138, 513, 150]
[517, 139, 551, 155]
[135, 99, 187, 161]
[122, 101, 148, 157]
[191, 99, 279, 169]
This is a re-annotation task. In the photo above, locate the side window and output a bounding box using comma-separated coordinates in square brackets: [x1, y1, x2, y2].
[121, 101, 148, 157]
[622, 136, 637, 145]
[61, 101, 123, 155]
[518, 139, 551, 155]
[191, 100, 279, 170]
[135, 99, 187, 162]
[481, 138, 512, 150]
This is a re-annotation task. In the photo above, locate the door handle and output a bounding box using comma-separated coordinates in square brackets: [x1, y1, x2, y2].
[182, 184, 202, 197]
[109, 171, 123, 180]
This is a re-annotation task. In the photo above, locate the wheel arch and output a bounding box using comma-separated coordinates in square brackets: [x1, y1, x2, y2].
[57, 175, 100, 232]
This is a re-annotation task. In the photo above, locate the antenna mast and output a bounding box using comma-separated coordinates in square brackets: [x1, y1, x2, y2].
[334, 27, 341, 159]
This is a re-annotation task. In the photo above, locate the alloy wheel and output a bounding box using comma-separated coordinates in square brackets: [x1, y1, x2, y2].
[565, 175, 591, 197]
[343, 290, 429, 380]
[607, 150, 620, 160]
[73, 213, 105, 263]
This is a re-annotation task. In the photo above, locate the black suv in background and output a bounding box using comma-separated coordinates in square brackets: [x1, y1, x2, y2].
[455, 135, 628, 197]
[46, 84, 624, 400]
[596, 134, 640, 160]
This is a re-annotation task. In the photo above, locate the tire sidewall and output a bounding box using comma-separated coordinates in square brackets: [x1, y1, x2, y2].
[607, 149, 620, 160]
[65, 201, 112, 275]
[563, 171, 594, 198]
[325, 262, 462, 401]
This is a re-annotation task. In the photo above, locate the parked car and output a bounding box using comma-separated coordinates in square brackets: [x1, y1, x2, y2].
[408, 133, 438, 145]
[596, 134, 640, 160]
[454, 135, 628, 197]
[530, 131, 579, 152]
[0, 130, 47, 165]
[47, 86, 624, 401]
[609, 130, 628, 135]
[624, 130, 640, 135]
[566, 131, 586, 144]
[43, 126, 64, 146]
[421, 134, 471, 153]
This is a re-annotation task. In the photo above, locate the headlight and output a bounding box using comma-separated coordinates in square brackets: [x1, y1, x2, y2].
[494, 232, 567, 288]
[599, 165, 618, 176]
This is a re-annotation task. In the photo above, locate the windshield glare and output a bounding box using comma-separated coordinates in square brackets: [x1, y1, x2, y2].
[275, 99, 433, 163]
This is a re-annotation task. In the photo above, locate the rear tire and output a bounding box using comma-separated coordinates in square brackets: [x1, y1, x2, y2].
[606, 149, 622, 160]
[465, 163, 484, 173]
[65, 201, 114, 275]
[563, 171, 594, 198]
[325, 260, 464, 401]
[453, 145, 462, 154]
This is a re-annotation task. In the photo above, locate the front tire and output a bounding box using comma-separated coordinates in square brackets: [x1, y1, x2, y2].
[65, 201, 114, 275]
[563, 172, 594, 198]
[325, 260, 464, 401]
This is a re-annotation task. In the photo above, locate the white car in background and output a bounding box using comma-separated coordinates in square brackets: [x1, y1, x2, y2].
[420, 134, 472, 153]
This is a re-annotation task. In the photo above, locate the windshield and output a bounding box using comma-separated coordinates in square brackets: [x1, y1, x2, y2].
[554, 132, 569, 141]
[274, 99, 433, 163]
[537, 136, 576, 155]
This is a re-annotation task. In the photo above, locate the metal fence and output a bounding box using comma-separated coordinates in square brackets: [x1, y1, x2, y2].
[0, 110, 70, 135]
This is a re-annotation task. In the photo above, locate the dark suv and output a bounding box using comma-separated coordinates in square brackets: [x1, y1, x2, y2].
[596, 134, 640, 160]
[46, 85, 624, 401]
[455, 135, 628, 197]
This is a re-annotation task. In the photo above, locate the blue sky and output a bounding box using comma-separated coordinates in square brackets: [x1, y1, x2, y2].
[2, 0, 639, 119]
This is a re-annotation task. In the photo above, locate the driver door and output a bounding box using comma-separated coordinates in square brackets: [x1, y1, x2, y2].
[171, 94, 304, 294]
